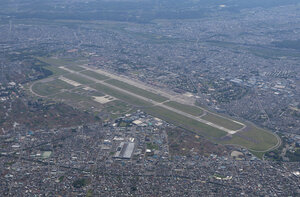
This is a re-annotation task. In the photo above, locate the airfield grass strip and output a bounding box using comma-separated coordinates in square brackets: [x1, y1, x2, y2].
[164, 101, 203, 116]
[51, 92, 92, 103]
[65, 65, 85, 72]
[202, 112, 243, 130]
[90, 83, 153, 107]
[220, 125, 278, 152]
[81, 70, 110, 81]
[144, 106, 227, 139]
[64, 73, 94, 85]
[32, 79, 73, 96]
[106, 79, 168, 103]
[37, 57, 85, 67]
[43, 65, 69, 76]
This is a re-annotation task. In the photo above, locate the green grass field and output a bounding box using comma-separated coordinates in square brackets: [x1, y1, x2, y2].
[202, 112, 244, 130]
[81, 70, 110, 81]
[65, 65, 86, 72]
[37, 56, 88, 76]
[164, 101, 203, 116]
[43, 65, 69, 76]
[32, 79, 73, 96]
[103, 100, 132, 114]
[64, 73, 94, 85]
[105, 79, 168, 103]
[72, 87, 105, 97]
[51, 92, 92, 103]
[37, 57, 71, 66]
[220, 124, 278, 152]
[37, 57, 86, 66]
[144, 106, 227, 139]
[90, 83, 153, 107]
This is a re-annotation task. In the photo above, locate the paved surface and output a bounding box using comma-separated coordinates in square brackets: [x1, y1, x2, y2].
[59, 66, 245, 134]
[28, 64, 280, 153]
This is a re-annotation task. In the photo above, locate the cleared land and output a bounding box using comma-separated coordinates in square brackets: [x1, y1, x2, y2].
[164, 101, 203, 116]
[202, 112, 244, 130]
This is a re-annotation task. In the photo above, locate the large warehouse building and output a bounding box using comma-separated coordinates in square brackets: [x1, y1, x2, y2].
[114, 142, 135, 159]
